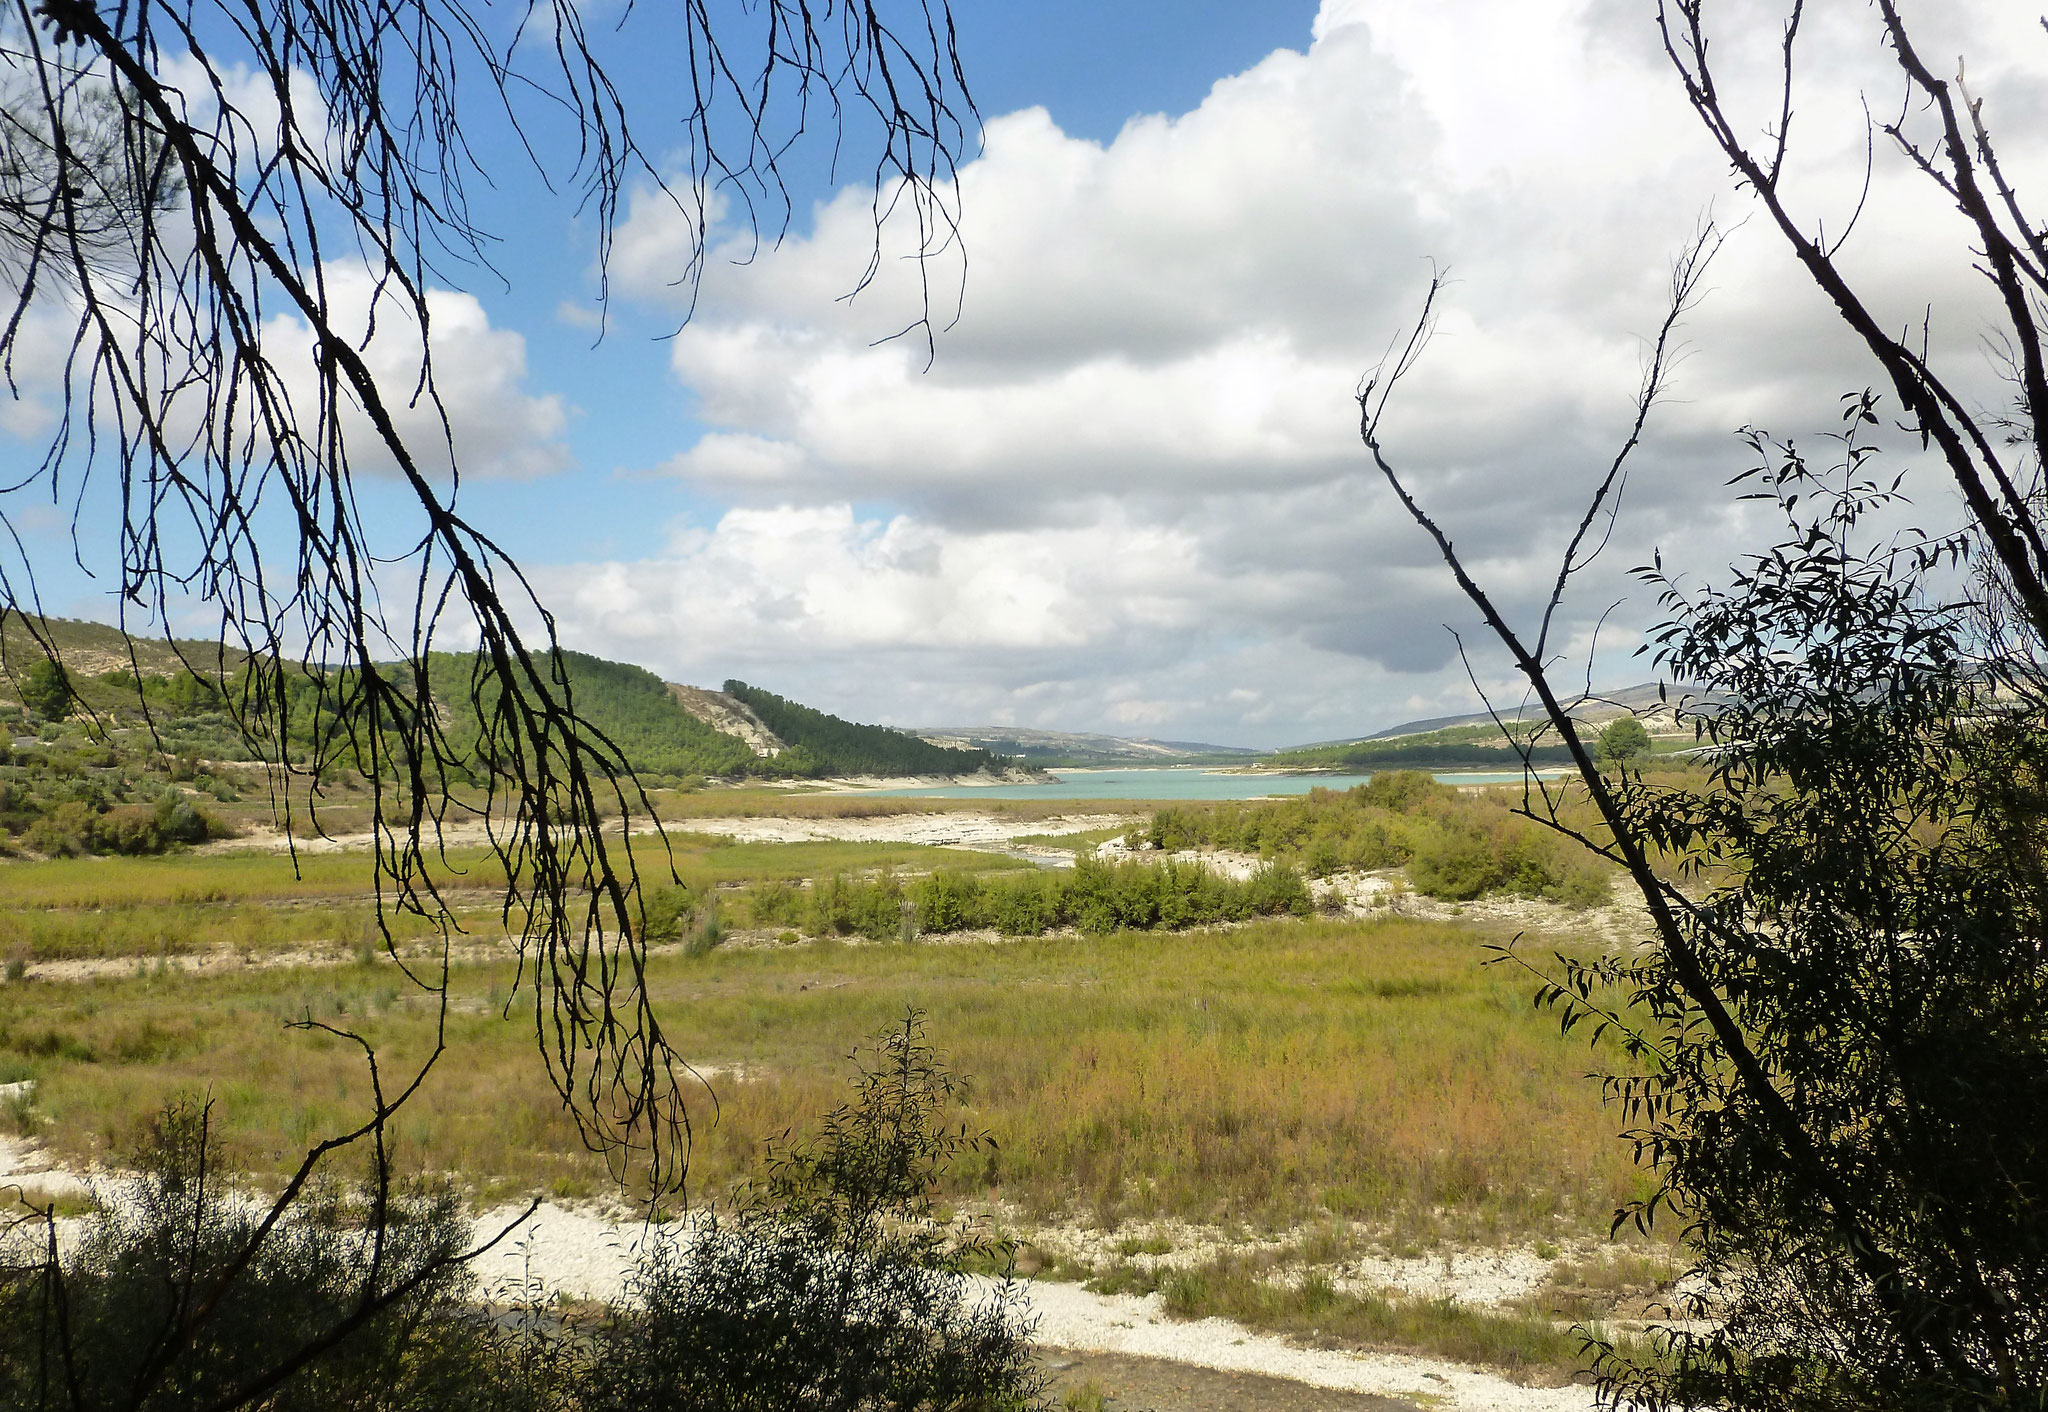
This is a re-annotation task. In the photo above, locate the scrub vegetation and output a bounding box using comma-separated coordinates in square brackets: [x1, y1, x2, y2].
[1138, 772, 1615, 906]
[730, 856, 1312, 941]
[0, 911, 1643, 1234]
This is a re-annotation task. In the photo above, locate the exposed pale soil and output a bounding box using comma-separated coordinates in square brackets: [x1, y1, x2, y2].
[665, 685, 785, 756]
[0, 1133, 1633, 1412]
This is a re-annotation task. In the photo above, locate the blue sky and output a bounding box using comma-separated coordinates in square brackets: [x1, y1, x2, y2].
[445, 2, 1327, 573]
[5, 1, 2041, 747]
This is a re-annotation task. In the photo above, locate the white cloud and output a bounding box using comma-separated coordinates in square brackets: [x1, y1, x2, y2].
[541, 502, 1204, 660]
[254, 262, 570, 482]
[555, 0, 2048, 744]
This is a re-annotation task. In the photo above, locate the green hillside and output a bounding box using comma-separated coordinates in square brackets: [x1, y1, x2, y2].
[0, 621, 1012, 859]
[1263, 722, 1576, 771]
[723, 680, 1005, 778]
[437, 650, 762, 784]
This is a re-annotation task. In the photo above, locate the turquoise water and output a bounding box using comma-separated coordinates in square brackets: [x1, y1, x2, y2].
[866, 767, 1562, 801]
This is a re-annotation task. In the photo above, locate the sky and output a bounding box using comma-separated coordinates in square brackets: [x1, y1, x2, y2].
[7, 0, 2046, 748]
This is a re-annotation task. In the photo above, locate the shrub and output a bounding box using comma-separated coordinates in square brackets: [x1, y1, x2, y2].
[806, 872, 905, 940]
[912, 869, 979, 933]
[1141, 776, 1616, 910]
[741, 879, 806, 929]
[582, 1014, 1047, 1412]
[0, 1098, 520, 1412]
[637, 882, 695, 944]
[977, 871, 1058, 936]
[17, 659, 72, 721]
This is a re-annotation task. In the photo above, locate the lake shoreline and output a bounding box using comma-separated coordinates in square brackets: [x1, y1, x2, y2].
[863, 765, 1572, 802]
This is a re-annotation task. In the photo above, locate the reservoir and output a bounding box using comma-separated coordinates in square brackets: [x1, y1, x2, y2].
[869, 767, 1563, 801]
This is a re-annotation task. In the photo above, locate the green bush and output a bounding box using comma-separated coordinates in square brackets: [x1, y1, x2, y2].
[0, 1099, 524, 1412]
[1141, 772, 1614, 909]
[637, 882, 695, 945]
[582, 1014, 1047, 1412]
[17, 659, 73, 721]
[740, 878, 806, 929]
[11, 789, 222, 859]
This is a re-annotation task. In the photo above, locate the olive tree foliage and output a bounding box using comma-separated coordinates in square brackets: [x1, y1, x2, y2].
[0, 0, 972, 1191]
[1362, 4, 2048, 1409]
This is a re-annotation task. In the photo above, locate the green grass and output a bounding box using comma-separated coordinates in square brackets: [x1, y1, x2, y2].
[8, 915, 1647, 1233]
[0, 848, 510, 910]
[0, 838, 1032, 962]
[1008, 827, 1130, 853]
[643, 788, 1147, 822]
[671, 839, 1031, 887]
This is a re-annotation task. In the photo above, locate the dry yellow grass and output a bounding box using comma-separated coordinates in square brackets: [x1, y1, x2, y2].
[6, 915, 1645, 1235]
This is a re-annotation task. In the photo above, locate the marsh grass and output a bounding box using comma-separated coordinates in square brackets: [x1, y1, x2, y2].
[676, 840, 1032, 889]
[1009, 828, 1130, 854]
[0, 848, 511, 910]
[1061, 1381, 1110, 1412]
[10, 916, 1646, 1232]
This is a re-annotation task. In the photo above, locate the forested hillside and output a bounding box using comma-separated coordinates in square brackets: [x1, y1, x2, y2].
[723, 681, 1006, 778]
[0, 623, 1011, 863]
[439, 651, 762, 784]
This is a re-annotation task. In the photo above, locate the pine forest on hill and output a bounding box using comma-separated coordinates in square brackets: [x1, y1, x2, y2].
[722, 680, 1008, 778]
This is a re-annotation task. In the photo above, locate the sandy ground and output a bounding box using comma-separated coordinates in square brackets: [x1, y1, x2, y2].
[210, 804, 1122, 857]
[0, 1133, 1604, 1412]
[459, 1202, 1601, 1412]
[682, 810, 1127, 849]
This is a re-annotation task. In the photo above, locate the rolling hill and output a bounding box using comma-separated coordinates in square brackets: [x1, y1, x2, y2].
[1266, 683, 1716, 772]
[0, 617, 1013, 786]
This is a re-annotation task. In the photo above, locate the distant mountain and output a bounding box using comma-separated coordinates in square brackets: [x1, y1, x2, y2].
[916, 725, 1257, 767]
[1292, 682, 1711, 751]
[1263, 683, 1727, 772]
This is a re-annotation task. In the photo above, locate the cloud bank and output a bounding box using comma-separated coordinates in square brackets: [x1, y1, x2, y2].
[556, 0, 2044, 745]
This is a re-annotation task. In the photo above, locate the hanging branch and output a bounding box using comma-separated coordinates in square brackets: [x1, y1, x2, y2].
[0, 0, 976, 1202]
[1359, 226, 1964, 1384]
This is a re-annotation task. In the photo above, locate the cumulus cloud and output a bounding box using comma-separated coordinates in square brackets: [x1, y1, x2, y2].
[2, 260, 569, 482]
[254, 263, 571, 482]
[557, 0, 2048, 744]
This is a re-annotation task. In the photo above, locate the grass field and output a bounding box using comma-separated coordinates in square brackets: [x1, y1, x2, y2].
[0, 820, 1677, 1385]
[2, 913, 1644, 1241]
[0, 838, 1036, 961]
[639, 786, 1148, 821]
